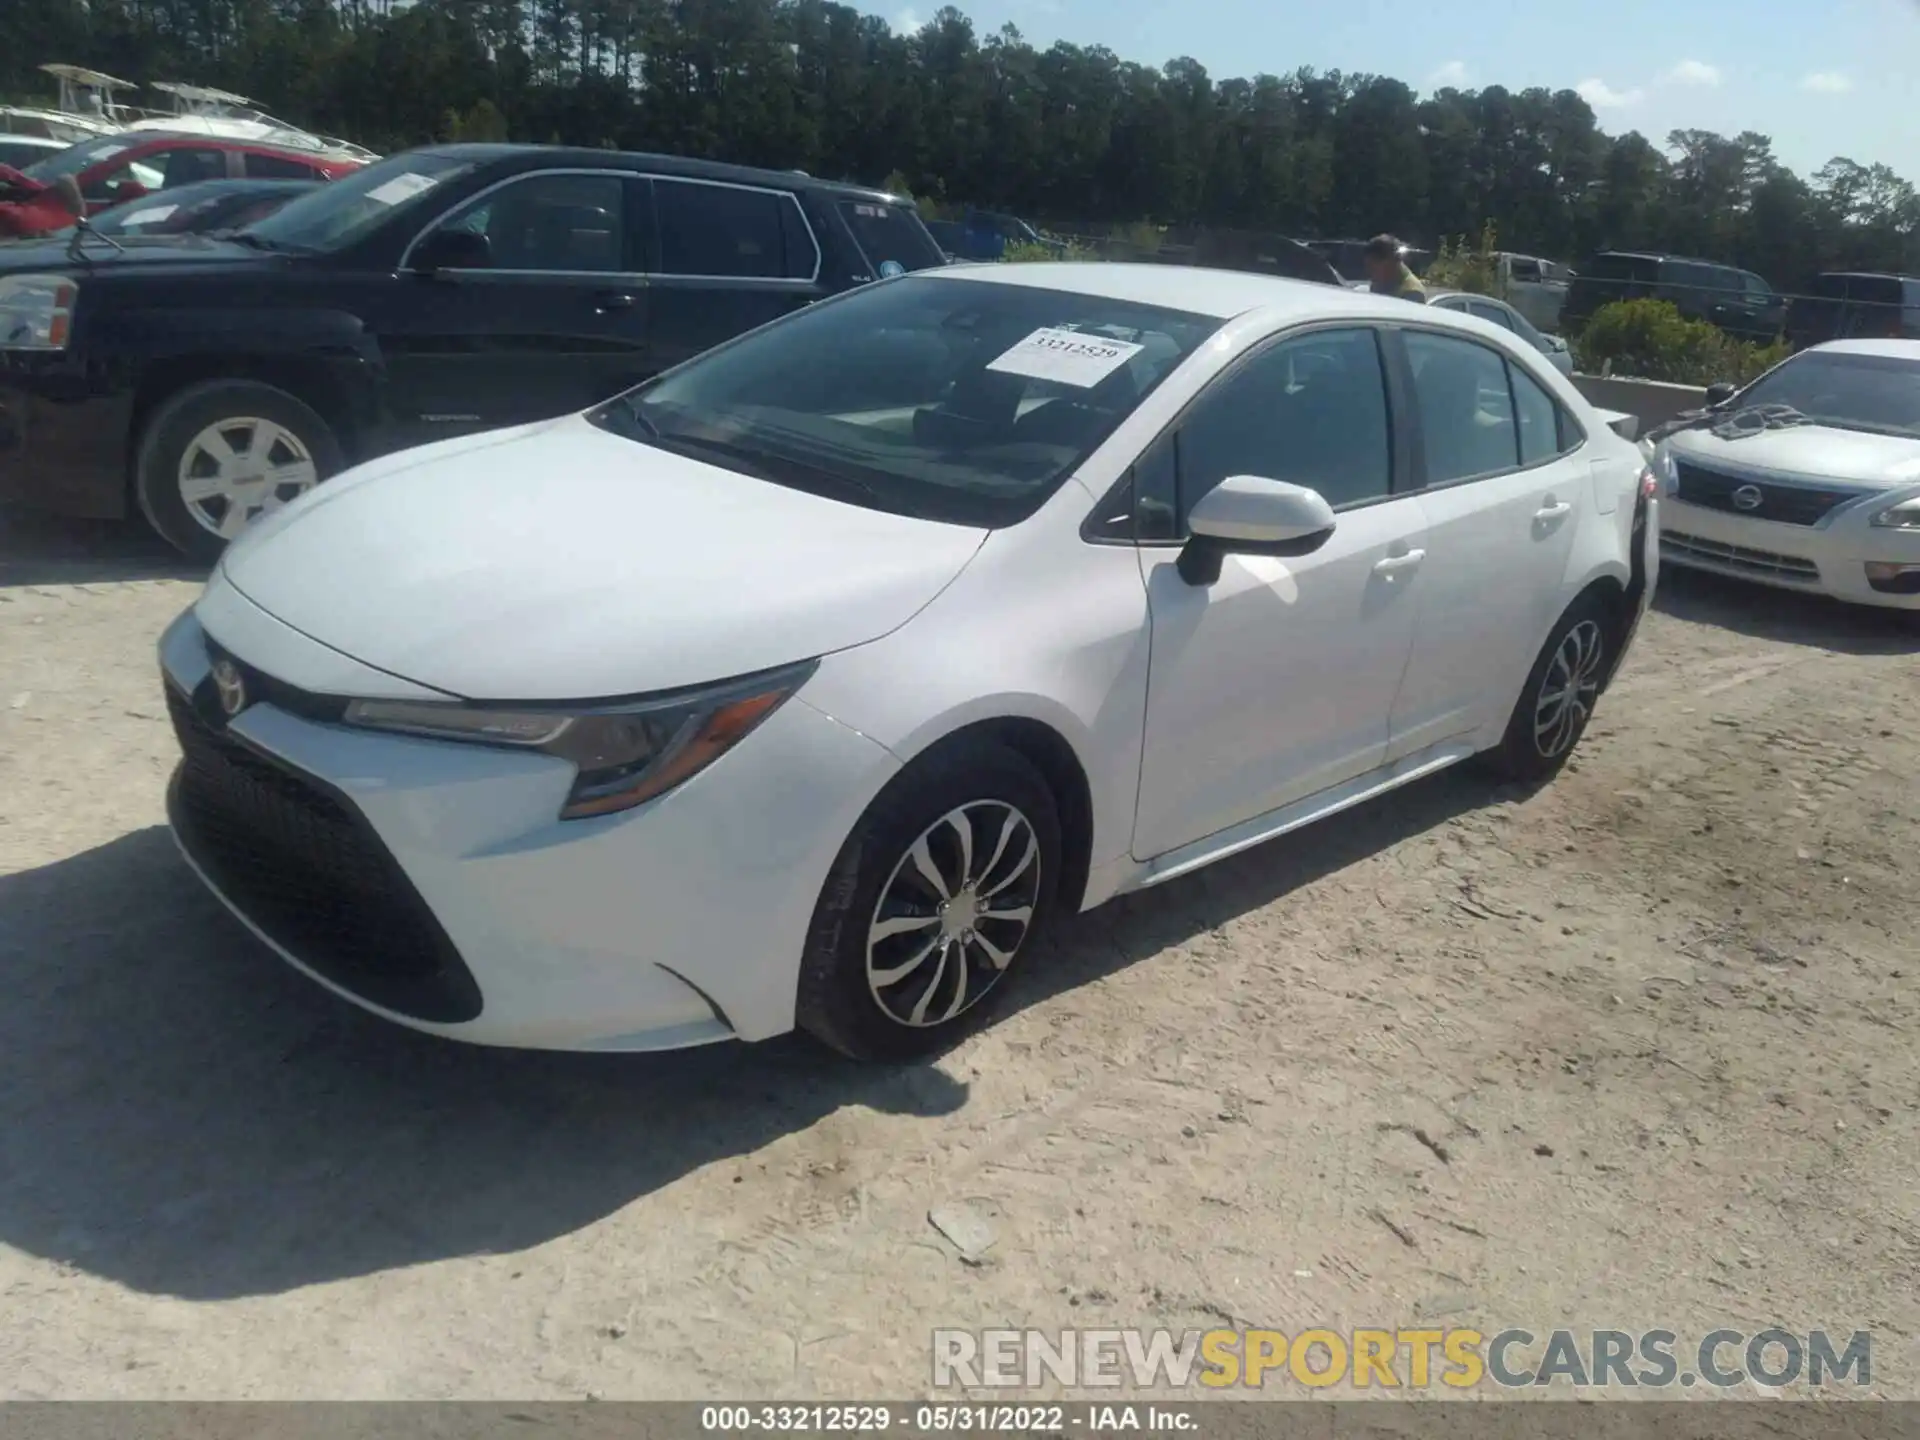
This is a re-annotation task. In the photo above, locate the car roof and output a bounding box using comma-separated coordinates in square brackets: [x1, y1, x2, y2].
[408, 143, 901, 202]
[920, 260, 1482, 323]
[1804, 338, 1920, 360]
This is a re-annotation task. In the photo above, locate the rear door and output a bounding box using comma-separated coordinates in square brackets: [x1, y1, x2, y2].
[1386, 328, 1586, 759]
[640, 175, 824, 374]
[375, 168, 652, 450]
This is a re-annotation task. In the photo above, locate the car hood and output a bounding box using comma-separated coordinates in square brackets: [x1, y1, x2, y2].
[0, 231, 276, 276]
[1667, 423, 1920, 490]
[218, 415, 990, 701]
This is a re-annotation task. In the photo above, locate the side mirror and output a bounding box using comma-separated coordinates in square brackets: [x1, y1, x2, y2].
[1704, 381, 1738, 408]
[1178, 476, 1338, 586]
[411, 227, 492, 274]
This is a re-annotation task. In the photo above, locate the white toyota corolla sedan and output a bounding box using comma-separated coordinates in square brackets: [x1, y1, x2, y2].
[158, 263, 1658, 1061]
[1654, 339, 1920, 610]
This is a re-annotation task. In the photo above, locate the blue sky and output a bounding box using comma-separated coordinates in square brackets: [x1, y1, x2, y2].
[890, 0, 1920, 181]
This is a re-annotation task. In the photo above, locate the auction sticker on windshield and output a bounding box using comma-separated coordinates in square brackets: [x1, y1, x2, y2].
[364, 172, 439, 206]
[122, 204, 176, 226]
[988, 328, 1144, 388]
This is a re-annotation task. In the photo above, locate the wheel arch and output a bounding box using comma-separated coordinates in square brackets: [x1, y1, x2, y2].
[127, 355, 363, 498]
[887, 713, 1097, 916]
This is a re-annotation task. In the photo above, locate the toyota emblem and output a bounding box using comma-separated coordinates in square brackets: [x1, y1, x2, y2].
[1731, 484, 1764, 512]
[211, 658, 248, 718]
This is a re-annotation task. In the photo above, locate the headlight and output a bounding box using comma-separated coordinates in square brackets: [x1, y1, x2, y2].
[0, 273, 78, 350]
[342, 660, 817, 820]
[1871, 497, 1920, 529]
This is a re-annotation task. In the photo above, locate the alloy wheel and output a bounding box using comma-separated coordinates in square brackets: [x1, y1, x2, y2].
[1534, 619, 1605, 759]
[177, 416, 320, 540]
[865, 800, 1042, 1028]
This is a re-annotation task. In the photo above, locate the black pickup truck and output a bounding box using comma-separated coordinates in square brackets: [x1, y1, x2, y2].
[0, 143, 945, 558]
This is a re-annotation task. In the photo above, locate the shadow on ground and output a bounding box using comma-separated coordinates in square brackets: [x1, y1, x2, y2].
[0, 506, 203, 587]
[0, 768, 1486, 1301]
[1653, 564, 1920, 656]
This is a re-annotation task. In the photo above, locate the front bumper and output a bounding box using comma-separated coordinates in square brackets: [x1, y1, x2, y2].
[1660, 496, 1920, 610]
[158, 605, 902, 1050]
[0, 358, 135, 519]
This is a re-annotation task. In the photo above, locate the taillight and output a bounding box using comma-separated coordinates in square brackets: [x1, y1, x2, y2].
[1638, 466, 1658, 501]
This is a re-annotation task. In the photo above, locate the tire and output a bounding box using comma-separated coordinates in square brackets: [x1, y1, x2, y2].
[134, 379, 343, 563]
[1483, 593, 1615, 785]
[796, 739, 1062, 1062]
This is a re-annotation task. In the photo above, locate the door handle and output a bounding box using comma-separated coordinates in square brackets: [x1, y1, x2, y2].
[593, 291, 637, 312]
[1372, 548, 1426, 575]
[1535, 501, 1573, 520]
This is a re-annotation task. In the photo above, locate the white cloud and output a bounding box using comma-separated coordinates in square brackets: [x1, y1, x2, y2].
[894, 7, 920, 29]
[1426, 60, 1470, 90]
[1799, 70, 1853, 93]
[1576, 78, 1644, 109]
[1664, 59, 1722, 87]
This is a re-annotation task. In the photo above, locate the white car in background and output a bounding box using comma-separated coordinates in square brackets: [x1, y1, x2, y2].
[157, 263, 1658, 1061]
[1653, 339, 1920, 611]
[1427, 289, 1575, 374]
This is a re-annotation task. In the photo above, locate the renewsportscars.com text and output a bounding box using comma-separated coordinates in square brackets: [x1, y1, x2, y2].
[932, 1327, 1872, 1390]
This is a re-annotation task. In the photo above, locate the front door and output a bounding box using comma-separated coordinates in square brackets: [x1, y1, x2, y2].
[1387, 329, 1584, 758]
[375, 170, 651, 453]
[1133, 326, 1428, 860]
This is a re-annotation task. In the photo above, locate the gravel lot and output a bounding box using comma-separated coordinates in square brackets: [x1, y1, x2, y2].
[3, 506, 1918, 1400]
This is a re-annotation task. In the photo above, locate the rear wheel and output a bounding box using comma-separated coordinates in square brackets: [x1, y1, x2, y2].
[1484, 594, 1614, 784]
[796, 739, 1061, 1061]
[134, 379, 343, 563]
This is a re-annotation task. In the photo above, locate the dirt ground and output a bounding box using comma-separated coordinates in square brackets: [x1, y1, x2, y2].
[3, 505, 1918, 1402]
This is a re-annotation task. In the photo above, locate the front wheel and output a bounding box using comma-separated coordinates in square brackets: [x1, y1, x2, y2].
[134, 379, 343, 563]
[796, 739, 1061, 1062]
[1483, 595, 1614, 784]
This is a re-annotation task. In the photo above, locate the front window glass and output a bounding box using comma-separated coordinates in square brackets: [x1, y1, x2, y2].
[428, 173, 625, 271]
[244, 150, 477, 252]
[1175, 328, 1392, 518]
[1735, 352, 1920, 437]
[591, 274, 1220, 527]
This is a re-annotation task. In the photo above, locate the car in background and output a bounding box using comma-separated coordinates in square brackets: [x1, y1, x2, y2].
[1562, 251, 1785, 343]
[0, 135, 68, 172]
[1652, 339, 1920, 610]
[84, 177, 319, 237]
[0, 129, 365, 238]
[1787, 273, 1920, 349]
[1493, 252, 1571, 333]
[0, 143, 950, 559]
[1428, 289, 1574, 374]
[154, 263, 1655, 1060]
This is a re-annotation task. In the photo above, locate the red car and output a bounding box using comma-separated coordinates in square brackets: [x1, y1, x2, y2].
[0, 130, 364, 239]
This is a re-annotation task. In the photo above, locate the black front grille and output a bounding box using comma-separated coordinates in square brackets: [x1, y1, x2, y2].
[166, 681, 483, 1024]
[1673, 462, 1862, 527]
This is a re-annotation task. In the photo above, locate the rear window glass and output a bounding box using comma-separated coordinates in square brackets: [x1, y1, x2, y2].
[1848, 275, 1903, 304]
[838, 200, 946, 274]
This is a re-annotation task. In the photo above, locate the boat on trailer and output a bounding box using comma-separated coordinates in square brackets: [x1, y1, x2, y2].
[1, 65, 379, 162]
[0, 64, 136, 143]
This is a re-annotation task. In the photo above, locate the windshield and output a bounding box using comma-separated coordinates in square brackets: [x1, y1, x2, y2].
[21, 132, 142, 181]
[591, 273, 1221, 527]
[242, 151, 476, 252]
[1735, 351, 1920, 437]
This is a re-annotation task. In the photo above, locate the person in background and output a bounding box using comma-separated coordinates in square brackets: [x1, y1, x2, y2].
[1363, 235, 1426, 304]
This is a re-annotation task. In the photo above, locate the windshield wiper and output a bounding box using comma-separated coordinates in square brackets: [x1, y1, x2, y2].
[660, 430, 882, 504]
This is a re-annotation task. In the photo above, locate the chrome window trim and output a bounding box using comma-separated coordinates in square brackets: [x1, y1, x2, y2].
[398, 166, 640, 275]
[644, 173, 823, 284]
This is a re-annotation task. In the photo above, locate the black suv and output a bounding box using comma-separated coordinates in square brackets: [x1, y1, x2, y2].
[0, 143, 945, 558]
[1563, 251, 1785, 342]
[1786, 272, 1920, 348]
